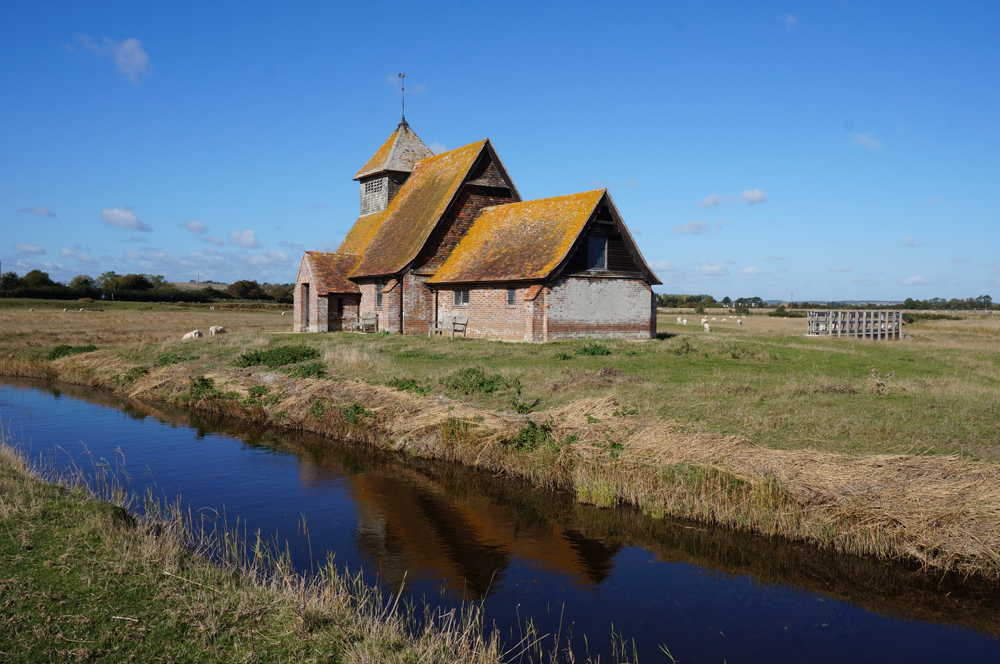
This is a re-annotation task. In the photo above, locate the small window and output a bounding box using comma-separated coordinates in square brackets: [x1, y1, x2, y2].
[506, 288, 516, 306]
[454, 289, 470, 307]
[587, 235, 607, 270]
[375, 281, 384, 309]
[360, 177, 388, 215]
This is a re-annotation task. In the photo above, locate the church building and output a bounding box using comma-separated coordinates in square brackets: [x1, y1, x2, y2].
[293, 119, 659, 341]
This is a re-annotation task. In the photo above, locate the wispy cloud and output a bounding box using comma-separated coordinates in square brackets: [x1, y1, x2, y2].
[429, 142, 447, 154]
[699, 194, 725, 208]
[739, 266, 762, 275]
[72, 35, 151, 83]
[278, 240, 305, 253]
[13, 243, 46, 255]
[627, 178, 639, 188]
[101, 207, 152, 232]
[17, 206, 56, 217]
[59, 247, 96, 264]
[697, 263, 729, 276]
[901, 236, 922, 248]
[902, 275, 926, 285]
[740, 189, 767, 205]
[205, 236, 224, 246]
[852, 132, 881, 151]
[671, 221, 711, 235]
[779, 14, 798, 30]
[183, 219, 207, 235]
[228, 230, 262, 249]
[649, 260, 676, 272]
[920, 197, 940, 206]
[949, 258, 971, 265]
[765, 255, 785, 261]
[828, 266, 852, 272]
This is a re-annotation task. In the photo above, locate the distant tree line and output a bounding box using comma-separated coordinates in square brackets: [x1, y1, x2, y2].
[0, 269, 292, 304]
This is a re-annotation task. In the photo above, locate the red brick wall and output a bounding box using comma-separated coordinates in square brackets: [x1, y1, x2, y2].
[402, 271, 435, 334]
[293, 259, 329, 332]
[436, 285, 530, 340]
[326, 294, 360, 331]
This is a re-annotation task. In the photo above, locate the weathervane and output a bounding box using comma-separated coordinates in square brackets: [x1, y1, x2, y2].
[398, 73, 405, 121]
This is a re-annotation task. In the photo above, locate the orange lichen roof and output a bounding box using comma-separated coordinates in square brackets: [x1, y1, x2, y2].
[338, 209, 387, 256]
[304, 251, 361, 293]
[428, 190, 606, 284]
[350, 140, 489, 278]
[353, 120, 435, 180]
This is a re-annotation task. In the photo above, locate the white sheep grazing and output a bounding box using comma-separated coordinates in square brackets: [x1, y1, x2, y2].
[704, 323, 711, 332]
[712, 317, 717, 321]
[79, 308, 84, 312]
[209, 326, 227, 336]
[210, 306, 216, 310]
[181, 329, 204, 341]
[281, 311, 286, 316]
[29, 308, 34, 312]
[62, 308, 67, 312]
[682, 319, 688, 325]
[737, 319, 743, 326]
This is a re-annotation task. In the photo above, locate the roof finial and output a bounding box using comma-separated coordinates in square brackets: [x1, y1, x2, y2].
[398, 73, 405, 123]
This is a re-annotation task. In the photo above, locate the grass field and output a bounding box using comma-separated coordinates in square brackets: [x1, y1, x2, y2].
[2, 300, 1000, 576]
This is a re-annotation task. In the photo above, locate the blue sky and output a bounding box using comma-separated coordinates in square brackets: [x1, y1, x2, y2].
[2, 1, 998, 300]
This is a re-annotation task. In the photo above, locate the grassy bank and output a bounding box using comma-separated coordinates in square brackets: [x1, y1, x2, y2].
[1, 304, 1000, 577]
[0, 442, 514, 663]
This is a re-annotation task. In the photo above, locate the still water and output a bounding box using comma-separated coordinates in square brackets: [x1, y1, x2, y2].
[2, 377, 999, 663]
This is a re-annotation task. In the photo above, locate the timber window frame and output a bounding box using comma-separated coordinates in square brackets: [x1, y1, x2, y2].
[587, 234, 608, 271]
[506, 288, 517, 307]
[454, 289, 470, 307]
[375, 280, 384, 309]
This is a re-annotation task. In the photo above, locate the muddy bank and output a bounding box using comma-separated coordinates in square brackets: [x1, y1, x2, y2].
[2, 351, 999, 580]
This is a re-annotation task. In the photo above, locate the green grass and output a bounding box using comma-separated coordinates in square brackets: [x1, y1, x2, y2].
[0, 446, 506, 663]
[233, 345, 320, 368]
[47, 344, 98, 360]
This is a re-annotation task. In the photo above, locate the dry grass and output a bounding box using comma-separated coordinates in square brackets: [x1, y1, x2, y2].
[4, 303, 1000, 577]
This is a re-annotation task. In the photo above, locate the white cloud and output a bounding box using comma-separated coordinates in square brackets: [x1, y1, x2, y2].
[205, 236, 224, 246]
[921, 197, 940, 206]
[59, 247, 96, 264]
[228, 230, 262, 249]
[765, 255, 784, 261]
[699, 194, 725, 208]
[649, 260, 676, 272]
[950, 258, 970, 265]
[828, 266, 852, 272]
[73, 35, 151, 84]
[183, 219, 207, 235]
[740, 189, 767, 205]
[697, 263, 729, 276]
[902, 275, 927, 285]
[627, 178, 639, 188]
[316, 240, 341, 252]
[105, 38, 151, 83]
[671, 221, 711, 235]
[852, 133, 881, 151]
[17, 206, 56, 217]
[739, 266, 762, 275]
[901, 236, 922, 248]
[101, 207, 152, 232]
[13, 243, 46, 255]
[779, 14, 798, 30]
[429, 142, 447, 154]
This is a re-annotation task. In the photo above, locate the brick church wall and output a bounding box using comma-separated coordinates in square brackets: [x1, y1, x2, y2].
[544, 277, 654, 340]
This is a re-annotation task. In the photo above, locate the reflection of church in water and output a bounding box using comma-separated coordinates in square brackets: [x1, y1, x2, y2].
[296, 456, 621, 599]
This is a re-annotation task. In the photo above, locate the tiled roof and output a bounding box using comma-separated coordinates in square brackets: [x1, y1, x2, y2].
[353, 119, 435, 180]
[428, 190, 606, 284]
[303, 251, 361, 293]
[338, 209, 387, 256]
[350, 140, 489, 279]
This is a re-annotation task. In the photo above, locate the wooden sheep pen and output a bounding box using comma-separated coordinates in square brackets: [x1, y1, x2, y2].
[807, 310, 902, 340]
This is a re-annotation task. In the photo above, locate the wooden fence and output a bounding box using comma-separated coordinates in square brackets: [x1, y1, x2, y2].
[807, 310, 902, 340]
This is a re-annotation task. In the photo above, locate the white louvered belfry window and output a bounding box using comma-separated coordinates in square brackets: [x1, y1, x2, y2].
[360, 177, 388, 215]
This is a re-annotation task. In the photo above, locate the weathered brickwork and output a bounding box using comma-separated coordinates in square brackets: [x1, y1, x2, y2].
[435, 285, 530, 340]
[402, 271, 435, 334]
[293, 259, 331, 332]
[326, 294, 360, 331]
[415, 188, 514, 273]
[544, 277, 654, 340]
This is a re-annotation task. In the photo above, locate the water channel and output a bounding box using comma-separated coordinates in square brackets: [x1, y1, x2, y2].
[2, 377, 999, 663]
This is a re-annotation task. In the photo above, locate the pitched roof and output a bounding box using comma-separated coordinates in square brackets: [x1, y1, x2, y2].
[338, 209, 387, 256]
[350, 139, 490, 279]
[353, 119, 435, 181]
[428, 190, 605, 284]
[428, 189, 660, 285]
[303, 251, 361, 293]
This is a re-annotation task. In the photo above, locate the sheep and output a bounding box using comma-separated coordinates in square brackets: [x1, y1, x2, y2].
[210, 306, 216, 310]
[703, 323, 711, 333]
[682, 319, 687, 325]
[209, 326, 227, 336]
[181, 329, 204, 341]
[281, 311, 286, 316]
[737, 319, 743, 326]
[79, 308, 84, 312]
[676, 317, 681, 324]
[712, 317, 717, 321]
[28, 308, 33, 312]
[62, 308, 67, 312]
